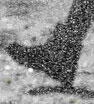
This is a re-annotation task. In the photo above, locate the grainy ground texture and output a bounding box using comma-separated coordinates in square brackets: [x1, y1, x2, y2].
[0, 0, 94, 104]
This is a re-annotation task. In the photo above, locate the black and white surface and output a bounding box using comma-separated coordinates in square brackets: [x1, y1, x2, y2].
[5, 0, 94, 98]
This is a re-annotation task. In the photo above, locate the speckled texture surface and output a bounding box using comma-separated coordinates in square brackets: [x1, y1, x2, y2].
[5, 0, 94, 97]
[0, 0, 94, 104]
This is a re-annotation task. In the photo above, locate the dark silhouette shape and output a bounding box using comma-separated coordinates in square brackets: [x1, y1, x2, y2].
[5, 0, 94, 98]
